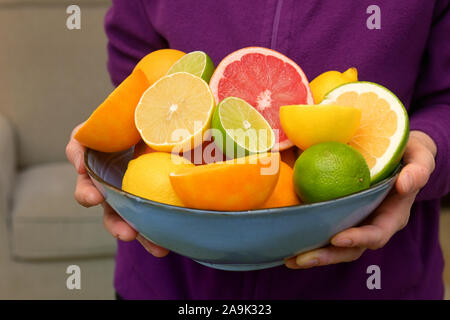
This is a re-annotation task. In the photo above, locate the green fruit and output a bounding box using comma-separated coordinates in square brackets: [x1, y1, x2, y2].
[166, 51, 215, 83]
[293, 142, 370, 203]
[211, 97, 275, 158]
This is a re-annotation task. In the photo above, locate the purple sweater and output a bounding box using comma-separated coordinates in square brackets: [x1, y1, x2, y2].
[105, 0, 450, 299]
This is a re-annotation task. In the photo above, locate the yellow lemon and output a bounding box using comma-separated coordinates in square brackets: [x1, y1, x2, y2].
[310, 68, 358, 103]
[135, 72, 215, 153]
[133, 49, 185, 85]
[280, 104, 361, 150]
[122, 152, 194, 206]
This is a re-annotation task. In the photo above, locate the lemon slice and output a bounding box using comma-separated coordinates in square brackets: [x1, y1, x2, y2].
[322, 81, 409, 183]
[135, 72, 215, 153]
[280, 104, 361, 150]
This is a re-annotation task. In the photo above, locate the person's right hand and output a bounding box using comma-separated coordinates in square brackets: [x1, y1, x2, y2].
[66, 124, 169, 258]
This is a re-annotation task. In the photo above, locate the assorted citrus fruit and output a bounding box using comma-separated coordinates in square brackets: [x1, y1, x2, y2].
[122, 152, 194, 206]
[77, 47, 409, 210]
[310, 67, 358, 103]
[209, 47, 314, 151]
[133, 49, 186, 85]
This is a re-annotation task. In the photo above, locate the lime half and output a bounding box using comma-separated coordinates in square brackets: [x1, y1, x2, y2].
[166, 51, 215, 83]
[212, 97, 275, 158]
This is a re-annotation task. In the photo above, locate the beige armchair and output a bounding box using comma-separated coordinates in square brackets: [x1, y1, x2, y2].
[0, 0, 116, 299]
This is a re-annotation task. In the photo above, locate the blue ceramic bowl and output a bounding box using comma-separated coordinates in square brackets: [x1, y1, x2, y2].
[85, 148, 399, 271]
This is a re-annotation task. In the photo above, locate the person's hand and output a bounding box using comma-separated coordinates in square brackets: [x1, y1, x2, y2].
[66, 123, 169, 258]
[285, 130, 437, 269]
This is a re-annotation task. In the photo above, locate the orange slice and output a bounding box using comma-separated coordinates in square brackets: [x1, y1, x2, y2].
[169, 153, 280, 211]
[74, 70, 149, 152]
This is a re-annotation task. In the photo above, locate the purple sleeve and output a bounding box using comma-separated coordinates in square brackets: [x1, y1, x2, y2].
[409, 1, 450, 201]
[104, 0, 167, 86]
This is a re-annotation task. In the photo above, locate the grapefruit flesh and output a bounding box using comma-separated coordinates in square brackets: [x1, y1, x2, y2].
[209, 47, 314, 150]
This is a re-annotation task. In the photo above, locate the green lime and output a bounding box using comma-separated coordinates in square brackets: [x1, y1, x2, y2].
[293, 142, 370, 203]
[166, 51, 215, 83]
[211, 97, 275, 158]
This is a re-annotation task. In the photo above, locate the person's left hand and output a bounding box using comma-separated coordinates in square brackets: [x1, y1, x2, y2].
[285, 130, 437, 269]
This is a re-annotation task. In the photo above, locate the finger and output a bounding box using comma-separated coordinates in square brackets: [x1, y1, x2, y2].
[396, 138, 435, 195]
[331, 190, 415, 250]
[136, 234, 170, 258]
[74, 173, 104, 207]
[66, 124, 86, 174]
[285, 246, 366, 269]
[102, 202, 138, 242]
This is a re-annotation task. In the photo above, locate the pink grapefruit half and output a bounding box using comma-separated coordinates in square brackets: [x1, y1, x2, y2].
[209, 47, 314, 150]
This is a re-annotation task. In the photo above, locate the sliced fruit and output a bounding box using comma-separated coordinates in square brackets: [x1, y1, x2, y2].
[209, 47, 314, 151]
[133, 49, 185, 85]
[74, 70, 149, 152]
[211, 97, 275, 158]
[280, 104, 361, 150]
[167, 51, 215, 83]
[122, 152, 194, 206]
[322, 81, 409, 183]
[261, 161, 301, 208]
[169, 153, 280, 211]
[135, 72, 215, 153]
[310, 67, 358, 103]
[293, 142, 370, 203]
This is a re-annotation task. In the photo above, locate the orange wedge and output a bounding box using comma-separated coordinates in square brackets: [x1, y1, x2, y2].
[169, 153, 280, 211]
[261, 161, 300, 208]
[75, 70, 149, 152]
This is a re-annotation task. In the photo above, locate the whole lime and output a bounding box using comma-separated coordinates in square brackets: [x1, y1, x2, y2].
[293, 142, 370, 203]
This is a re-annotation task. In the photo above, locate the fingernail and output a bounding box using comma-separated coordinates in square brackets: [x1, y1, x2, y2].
[334, 238, 353, 247]
[402, 172, 413, 193]
[296, 257, 320, 268]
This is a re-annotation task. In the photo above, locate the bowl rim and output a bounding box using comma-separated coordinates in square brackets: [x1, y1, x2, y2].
[85, 148, 401, 217]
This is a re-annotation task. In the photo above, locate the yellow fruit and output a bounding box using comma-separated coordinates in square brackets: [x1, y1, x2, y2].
[169, 153, 280, 211]
[122, 152, 193, 206]
[135, 72, 215, 153]
[322, 81, 409, 183]
[310, 68, 358, 103]
[280, 104, 361, 150]
[261, 161, 300, 208]
[133, 49, 185, 85]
